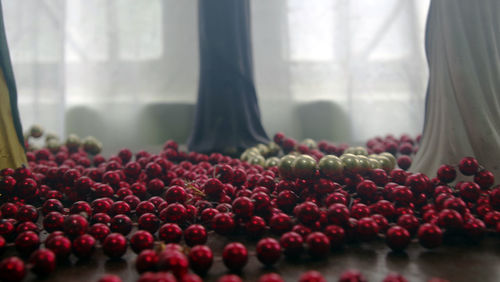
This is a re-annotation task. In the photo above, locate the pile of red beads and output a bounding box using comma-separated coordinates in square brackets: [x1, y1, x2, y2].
[0, 132, 498, 281]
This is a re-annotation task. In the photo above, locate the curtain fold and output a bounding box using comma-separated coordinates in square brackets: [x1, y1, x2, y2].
[188, 0, 269, 154]
[0, 2, 27, 169]
[411, 0, 500, 177]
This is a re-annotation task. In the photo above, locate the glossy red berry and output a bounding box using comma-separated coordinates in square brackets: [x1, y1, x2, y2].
[72, 234, 96, 259]
[258, 273, 284, 282]
[15, 231, 40, 256]
[135, 249, 158, 273]
[212, 213, 235, 235]
[256, 238, 281, 266]
[458, 157, 479, 176]
[130, 230, 154, 254]
[89, 223, 111, 242]
[418, 223, 443, 249]
[110, 214, 133, 235]
[0, 257, 26, 282]
[158, 223, 183, 243]
[306, 232, 330, 258]
[29, 249, 57, 276]
[157, 250, 189, 278]
[102, 233, 128, 259]
[222, 242, 248, 271]
[189, 245, 213, 274]
[46, 235, 72, 259]
[386, 226, 411, 252]
[338, 270, 367, 282]
[63, 214, 89, 238]
[184, 224, 207, 246]
[299, 270, 326, 282]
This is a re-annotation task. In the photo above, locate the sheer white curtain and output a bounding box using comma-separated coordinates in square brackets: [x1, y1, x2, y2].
[253, 0, 430, 144]
[3, 0, 199, 154]
[3, 0, 430, 154]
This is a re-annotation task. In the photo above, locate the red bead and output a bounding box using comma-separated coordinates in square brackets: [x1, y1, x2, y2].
[158, 223, 183, 243]
[70, 201, 92, 216]
[0, 257, 26, 282]
[490, 187, 500, 210]
[98, 274, 122, 282]
[29, 249, 56, 276]
[164, 185, 187, 204]
[383, 273, 408, 282]
[326, 203, 350, 226]
[189, 245, 213, 274]
[357, 217, 379, 241]
[356, 180, 378, 201]
[350, 203, 370, 219]
[110, 214, 133, 235]
[299, 270, 326, 282]
[15, 231, 40, 256]
[405, 173, 431, 195]
[16, 221, 39, 234]
[338, 270, 367, 282]
[110, 201, 131, 216]
[17, 204, 39, 222]
[463, 218, 486, 241]
[0, 235, 5, 254]
[256, 237, 281, 266]
[42, 199, 64, 215]
[443, 197, 467, 215]
[102, 233, 128, 259]
[437, 209, 464, 231]
[222, 242, 248, 271]
[324, 225, 346, 249]
[138, 213, 160, 234]
[245, 216, 267, 238]
[258, 273, 284, 282]
[0, 203, 18, 218]
[297, 201, 320, 226]
[276, 190, 299, 213]
[89, 223, 111, 242]
[418, 223, 443, 249]
[46, 235, 72, 259]
[203, 178, 225, 200]
[458, 157, 479, 176]
[135, 249, 159, 273]
[483, 211, 500, 227]
[269, 213, 293, 235]
[160, 203, 187, 224]
[436, 165, 456, 183]
[184, 224, 207, 246]
[306, 232, 330, 258]
[72, 234, 96, 259]
[130, 230, 154, 254]
[232, 196, 255, 219]
[279, 231, 304, 257]
[459, 182, 481, 202]
[138, 272, 176, 282]
[397, 156, 412, 170]
[212, 213, 235, 235]
[63, 214, 89, 238]
[397, 214, 420, 236]
[386, 226, 411, 252]
[157, 250, 189, 278]
[43, 211, 65, 233]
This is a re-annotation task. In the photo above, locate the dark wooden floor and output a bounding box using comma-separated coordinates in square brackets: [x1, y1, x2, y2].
[20, 233, 500, 282]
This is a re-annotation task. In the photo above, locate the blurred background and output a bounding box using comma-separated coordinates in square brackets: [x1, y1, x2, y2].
[3, 0, 430, 155]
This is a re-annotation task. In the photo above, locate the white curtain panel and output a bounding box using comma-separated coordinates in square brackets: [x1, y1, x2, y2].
[411, 0, 500, 178]
[253, 0, 430, 144]
[3, 0, 430, 154]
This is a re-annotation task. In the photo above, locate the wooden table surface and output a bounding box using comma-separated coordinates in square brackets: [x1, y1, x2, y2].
[19, 232, 500, 282]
